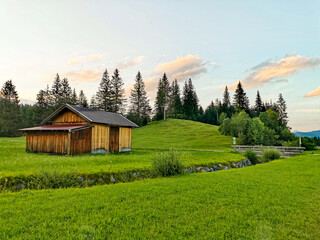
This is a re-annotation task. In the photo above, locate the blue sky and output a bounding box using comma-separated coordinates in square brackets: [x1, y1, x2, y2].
[0, 0, 319, 131]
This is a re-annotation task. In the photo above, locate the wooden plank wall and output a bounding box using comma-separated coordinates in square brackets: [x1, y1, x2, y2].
[70, 128, 92, 155]
[26, 131, 69, 154]
[52, 110, 88, 125]
[119, 127, 131, 151]
[91, 124, 110, 152]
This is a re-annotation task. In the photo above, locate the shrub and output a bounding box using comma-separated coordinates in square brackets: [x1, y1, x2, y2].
[261, 149, 281, 162]
[152, 150, 184, 177]
[244, 149, 259, 165]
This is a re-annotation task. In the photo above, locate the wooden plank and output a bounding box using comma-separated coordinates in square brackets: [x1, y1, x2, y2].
[51, 109, 88, 125]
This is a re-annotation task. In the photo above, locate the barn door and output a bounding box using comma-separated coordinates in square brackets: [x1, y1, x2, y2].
[109, 127, 119, 152]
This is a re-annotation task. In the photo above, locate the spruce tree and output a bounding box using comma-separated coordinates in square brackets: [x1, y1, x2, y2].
[0, 79, 19, 103]
[0, 80, 21, 136]
[36, 90, 46, 107]
[71, 88, 78, 105]
[255, 91, 263, 112]
[233, 81, 249, 110]
[168, 79, 182, 118]
[202, 101, 218, 125]
[182, 78, 199, 119]
[51, 73, 63, 105]
[61, 78, 72, 103]
[96, 69, 113, 111]
[111, 69, 126, 113]
[222, 86, 231, 107]
[129, 71, 151, 120]
[90, 95, 97, 109]
[154, 73, 170, 121]
[277, 93, 288, 126]
[78, 90, 88, 107]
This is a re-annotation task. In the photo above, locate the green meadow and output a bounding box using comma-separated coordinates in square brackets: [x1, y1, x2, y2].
[133, 119, 233, 150]
[0, 154, 319, 239]
[0, 119, 241, 177]
[1, 119, 319, 239]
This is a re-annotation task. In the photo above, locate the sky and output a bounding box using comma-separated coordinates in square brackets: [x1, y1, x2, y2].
[0, 0, 319, 131]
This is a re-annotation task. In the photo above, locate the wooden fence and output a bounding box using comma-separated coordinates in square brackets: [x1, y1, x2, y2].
[232, 145, 305, 157]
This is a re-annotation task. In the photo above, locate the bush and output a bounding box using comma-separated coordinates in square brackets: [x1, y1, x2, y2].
[261, 149, 281, 162]
[244, 149, 259, 165]
[152, 150, 184, 177]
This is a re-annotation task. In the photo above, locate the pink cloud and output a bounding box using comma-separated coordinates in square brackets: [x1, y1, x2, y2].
[67, 54, 103, 66]
[64, 69, 101, 83]
[305, 85, 320, 97]
[140, 54, 210, 95]
[229, 54, 320, 90]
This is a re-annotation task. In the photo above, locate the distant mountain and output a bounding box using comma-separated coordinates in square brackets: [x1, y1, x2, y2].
[293, 130, 320, 138]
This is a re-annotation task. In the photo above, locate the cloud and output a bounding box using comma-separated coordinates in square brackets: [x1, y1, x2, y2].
[274, 79, 289, 83]
[67, 56, 86, 66]
[88, 54, 102, 61]
[67, 54, 102, 66]
[154, 54, 208, 80]
[230, 54, 320, 90]
[64, 69, 101, 83]
[143, 54, 210, 93]
[305, 85, 320, 97]
[115, 56, 144, 69]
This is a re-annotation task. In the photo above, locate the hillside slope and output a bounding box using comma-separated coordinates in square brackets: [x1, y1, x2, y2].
[132, 118, 233, 150]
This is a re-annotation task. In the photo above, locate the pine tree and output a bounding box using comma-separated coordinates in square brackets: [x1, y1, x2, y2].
[129, 71, 151, 119]
[255, 91, 263, 112]
[154, 73, 170, 121]
[111, 69, 126, 113]
[51, 73, 63, 105]
[277, 93, 288, 126]
[71, 88, 78, 105]
[168, 79, 182, 118]
[96, 69, 113, 111]
[233, 81, 249, 110]
[61, 78, 72, 103]
[0, 80, 21, 136]
[0, 79, 19, 103]
[78, 90, 88, 107]
[90, 95, 97, 109]
[36, 90, 46, 107]
[202, 101, 218, 125]
[182, 78, 199, 119]
[222, 86, 231, 107]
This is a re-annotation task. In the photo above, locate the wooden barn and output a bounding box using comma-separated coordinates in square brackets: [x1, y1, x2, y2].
[20, 104, 138, 155]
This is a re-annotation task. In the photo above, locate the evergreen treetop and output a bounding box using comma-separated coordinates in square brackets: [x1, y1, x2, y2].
[111, 68, 126, 113]
[233, 81, 249, 110]
[96, 69, 113, 112]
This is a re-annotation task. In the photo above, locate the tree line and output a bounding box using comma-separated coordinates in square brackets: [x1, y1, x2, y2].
[1, 69, 313, 149]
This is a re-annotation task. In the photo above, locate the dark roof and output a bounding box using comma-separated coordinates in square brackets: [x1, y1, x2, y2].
[20, 124, 91, 132]
[42, 104, 139, 128]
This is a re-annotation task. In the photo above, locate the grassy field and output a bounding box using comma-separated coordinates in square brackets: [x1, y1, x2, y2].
[0, 119, 241, 177]
[0, 154, 319, 239]
[132, 118, 233, 150]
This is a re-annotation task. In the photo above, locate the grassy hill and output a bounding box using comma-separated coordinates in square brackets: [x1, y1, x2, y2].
[0, 119, 241, 177]
[1, 154, 319, 239]
[133, 118, 233, 150]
